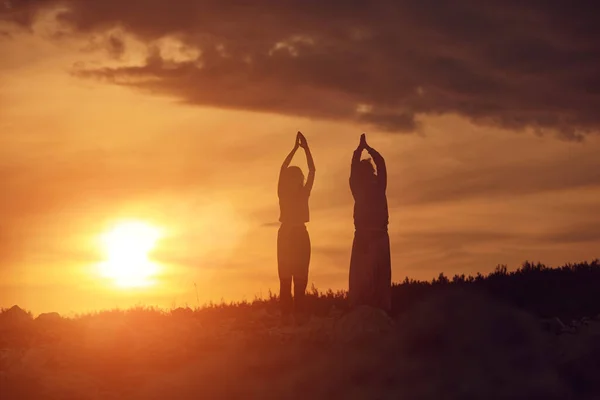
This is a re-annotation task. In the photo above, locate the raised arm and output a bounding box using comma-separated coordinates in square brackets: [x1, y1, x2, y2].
[298, 132, 316, 195]
[366, 145, 387, 191]
[349, 134, 366, 194]
[350, 145, 362, 179]
[278, 134, 300, 197]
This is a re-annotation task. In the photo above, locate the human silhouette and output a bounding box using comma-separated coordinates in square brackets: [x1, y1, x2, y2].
[277, 131, 316, 324]
[348, 133, 391, 313]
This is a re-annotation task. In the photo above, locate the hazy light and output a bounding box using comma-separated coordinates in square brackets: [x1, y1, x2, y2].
[98, 221, 162, 288]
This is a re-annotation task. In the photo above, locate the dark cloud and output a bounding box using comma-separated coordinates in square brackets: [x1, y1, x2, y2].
[105, 33, 125, 59]
[2, 0, 600, 137]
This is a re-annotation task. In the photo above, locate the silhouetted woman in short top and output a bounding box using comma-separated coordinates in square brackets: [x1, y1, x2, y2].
[277, 131, 316, 323]
[349, 133, 391, 313]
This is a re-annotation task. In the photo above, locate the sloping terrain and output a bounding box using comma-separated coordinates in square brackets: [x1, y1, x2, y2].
[2, 288, 599, 399]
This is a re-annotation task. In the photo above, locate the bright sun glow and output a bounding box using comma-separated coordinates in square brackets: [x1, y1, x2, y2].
[98, 221, 162, 288]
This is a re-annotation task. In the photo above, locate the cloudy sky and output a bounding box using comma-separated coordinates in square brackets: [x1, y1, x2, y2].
[1, 0, 599, 314]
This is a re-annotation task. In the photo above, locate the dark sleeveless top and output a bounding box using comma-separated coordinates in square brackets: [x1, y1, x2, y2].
[279, 187, 310, 224]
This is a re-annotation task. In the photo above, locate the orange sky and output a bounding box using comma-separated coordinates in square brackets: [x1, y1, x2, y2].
[1, 5, 599, 315]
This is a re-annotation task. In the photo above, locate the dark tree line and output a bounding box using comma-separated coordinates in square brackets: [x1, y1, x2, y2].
[391, 259, 600, 321]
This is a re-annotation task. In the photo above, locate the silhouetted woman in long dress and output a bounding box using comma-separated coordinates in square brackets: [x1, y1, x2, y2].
[349, 133, 391, 312]
[277, 131, 316, 323]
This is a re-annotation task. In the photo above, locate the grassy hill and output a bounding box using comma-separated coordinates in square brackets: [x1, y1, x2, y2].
[1, 259, 599, 399]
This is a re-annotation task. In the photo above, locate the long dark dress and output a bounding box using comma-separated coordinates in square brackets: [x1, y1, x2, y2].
[348, 148, 391, 312]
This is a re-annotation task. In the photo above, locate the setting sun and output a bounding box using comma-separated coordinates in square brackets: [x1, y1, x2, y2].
[98, 221, 162, 288]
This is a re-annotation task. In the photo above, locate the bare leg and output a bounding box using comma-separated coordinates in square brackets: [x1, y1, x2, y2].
[293, 226, 311, 324]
